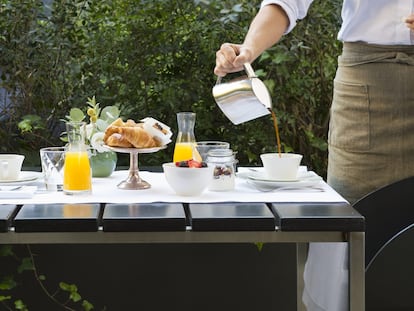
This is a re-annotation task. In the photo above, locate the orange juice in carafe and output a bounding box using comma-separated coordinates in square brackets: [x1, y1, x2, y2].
[63, 121, 92, 194]
[173, 142, 194, 162]
[63, 151, 92, 191]
[173, 112, 201, 162]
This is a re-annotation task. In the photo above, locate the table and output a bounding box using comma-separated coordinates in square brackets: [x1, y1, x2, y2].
[0, 169, 365, 311]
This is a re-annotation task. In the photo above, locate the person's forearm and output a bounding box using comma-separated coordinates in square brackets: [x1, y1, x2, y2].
[243, 4, 289, 61]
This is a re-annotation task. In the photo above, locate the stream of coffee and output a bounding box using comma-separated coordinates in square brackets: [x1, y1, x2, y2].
[270, 109, 282, 157]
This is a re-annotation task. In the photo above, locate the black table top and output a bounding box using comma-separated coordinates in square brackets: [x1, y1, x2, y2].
[0, 201, 364, 233]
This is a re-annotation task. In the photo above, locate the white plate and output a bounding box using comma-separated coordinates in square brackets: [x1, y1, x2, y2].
[0, 171, 42, 186]
[237, 170, 323, 188]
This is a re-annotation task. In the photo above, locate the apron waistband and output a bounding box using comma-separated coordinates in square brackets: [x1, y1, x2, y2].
[340, 42, 414, 66]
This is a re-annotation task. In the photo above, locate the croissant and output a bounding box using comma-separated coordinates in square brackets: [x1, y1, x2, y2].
[103, 118, 163, 149]
[124, 119, 140, 127]
[117, 126, 159, 148]
[104, 126, 116, 142]
[105, 133, 133, 148]
[110, 118, 126, 127]
[103, 118, 136, 143]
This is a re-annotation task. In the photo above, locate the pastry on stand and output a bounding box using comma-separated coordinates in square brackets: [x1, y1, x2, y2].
[103, 117, 172, 190]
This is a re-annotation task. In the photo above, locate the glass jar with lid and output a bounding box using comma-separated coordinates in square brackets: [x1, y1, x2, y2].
[206, 148, 237, 191]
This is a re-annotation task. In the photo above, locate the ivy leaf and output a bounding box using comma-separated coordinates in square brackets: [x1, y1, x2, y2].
[82, 300, 94, 311]
[17, 115, 44, 133]
[70, 291, 82, 302]
[14, 299, 28, 310]
[0, 245, 14, 257]
[0, 295, 11, 302]
[17, 257, 34, 274]
[17, 119, 33, 133]
[255, 242, 264, 252]
[59, 281, 75, 291]
[0, 275, 17, 290]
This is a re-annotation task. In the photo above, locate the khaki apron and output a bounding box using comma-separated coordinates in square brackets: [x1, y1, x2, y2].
[328, 42, 414, 204]
[303, 43, 414, 311]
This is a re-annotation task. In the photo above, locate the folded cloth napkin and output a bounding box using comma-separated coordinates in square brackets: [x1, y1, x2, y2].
[0, 186, 37, 199]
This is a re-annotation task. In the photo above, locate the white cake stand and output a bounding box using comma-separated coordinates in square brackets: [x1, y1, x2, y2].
[104, 145, 167, 190]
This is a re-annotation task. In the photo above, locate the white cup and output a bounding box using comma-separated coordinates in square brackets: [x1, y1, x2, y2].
[260, 153, 303, 181]
[0, 154, 25, 181]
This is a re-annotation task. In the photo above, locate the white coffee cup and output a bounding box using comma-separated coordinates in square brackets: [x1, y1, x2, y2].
[260, 153, 303, 181]
[0, 154, 25, 181]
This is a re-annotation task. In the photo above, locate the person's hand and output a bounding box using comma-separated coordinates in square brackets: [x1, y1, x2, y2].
[214, 43, 254, 77]
[404, 14, 414, 31]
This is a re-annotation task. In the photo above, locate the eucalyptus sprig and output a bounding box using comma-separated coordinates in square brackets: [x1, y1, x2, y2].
[62, 96, 121, 152]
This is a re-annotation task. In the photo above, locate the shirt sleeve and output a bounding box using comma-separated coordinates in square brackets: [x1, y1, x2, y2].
[261, 0, 314, 34]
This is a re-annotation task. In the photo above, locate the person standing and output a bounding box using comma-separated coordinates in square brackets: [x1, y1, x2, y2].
[215, 1, 414, 310]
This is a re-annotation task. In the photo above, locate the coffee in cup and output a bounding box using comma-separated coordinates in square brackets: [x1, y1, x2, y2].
[0, 154, 25, 181]
[260, 153, 303, 181]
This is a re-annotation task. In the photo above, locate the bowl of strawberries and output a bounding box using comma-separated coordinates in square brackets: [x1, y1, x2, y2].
[162, 160, 214, 196]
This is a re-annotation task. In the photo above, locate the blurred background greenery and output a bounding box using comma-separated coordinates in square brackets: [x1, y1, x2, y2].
[0, 0, 342, 177]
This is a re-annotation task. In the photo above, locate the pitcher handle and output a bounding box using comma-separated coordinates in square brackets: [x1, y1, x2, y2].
[243, 63, 257, 78]
[215, 76, 222, 85]
[215, 62, 255, 85]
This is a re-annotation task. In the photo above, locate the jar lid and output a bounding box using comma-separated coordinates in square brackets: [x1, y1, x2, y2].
[207, 148, 234, 157]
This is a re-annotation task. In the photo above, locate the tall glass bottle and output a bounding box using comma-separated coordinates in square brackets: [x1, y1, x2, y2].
[173, 112, 200, 162]
[63, 121, 92, 194]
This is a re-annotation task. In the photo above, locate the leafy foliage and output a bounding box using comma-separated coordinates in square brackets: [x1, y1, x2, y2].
[1, 0, 341, 175]
[0, 245, 96, 310]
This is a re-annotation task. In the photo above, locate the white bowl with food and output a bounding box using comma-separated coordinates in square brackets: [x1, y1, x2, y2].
[162, 161, 214, 196]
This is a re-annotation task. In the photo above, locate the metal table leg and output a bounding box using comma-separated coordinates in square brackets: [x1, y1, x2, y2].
[349, 232, 365, 311]
[297, 243, 308, 311]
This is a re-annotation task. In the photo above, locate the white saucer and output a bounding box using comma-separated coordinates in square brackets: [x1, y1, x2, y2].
[237, 170, 323, 188]
[247, 170, 319, 182]
[0, 171, 42, 186]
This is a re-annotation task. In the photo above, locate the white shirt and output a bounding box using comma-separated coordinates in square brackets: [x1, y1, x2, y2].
[261, 0, 414, 45]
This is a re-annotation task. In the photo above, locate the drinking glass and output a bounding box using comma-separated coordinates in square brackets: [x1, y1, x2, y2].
[40, 147, 65, 191]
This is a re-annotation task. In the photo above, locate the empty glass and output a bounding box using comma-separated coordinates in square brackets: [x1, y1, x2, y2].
[194, 141, 230, 162]
[40, 147, 66, 191]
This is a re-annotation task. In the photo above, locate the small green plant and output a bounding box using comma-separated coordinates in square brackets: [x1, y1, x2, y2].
[62, 96, 121, 153]
[0, 245, 95, 310]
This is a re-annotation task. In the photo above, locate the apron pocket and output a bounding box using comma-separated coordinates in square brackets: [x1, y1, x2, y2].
[328, 79, 370, 151]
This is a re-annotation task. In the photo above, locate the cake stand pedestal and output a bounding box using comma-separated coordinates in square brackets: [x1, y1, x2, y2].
[104, 145, 166, 190]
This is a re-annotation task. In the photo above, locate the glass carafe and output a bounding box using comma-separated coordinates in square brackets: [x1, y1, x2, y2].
[173, 112, 200, 162]
[63, 121, 92, 194]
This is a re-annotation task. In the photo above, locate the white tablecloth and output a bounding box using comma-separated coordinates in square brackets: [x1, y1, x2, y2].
[0, 168, 346, 205]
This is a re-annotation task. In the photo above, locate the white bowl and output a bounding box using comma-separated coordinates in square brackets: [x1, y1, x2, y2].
[162, 162, 214, 196]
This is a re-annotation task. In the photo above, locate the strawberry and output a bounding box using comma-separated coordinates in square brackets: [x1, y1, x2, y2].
[187, 159, 202, 168]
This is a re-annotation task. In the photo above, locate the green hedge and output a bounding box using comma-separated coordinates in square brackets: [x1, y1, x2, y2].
[0, 0, 341, 176]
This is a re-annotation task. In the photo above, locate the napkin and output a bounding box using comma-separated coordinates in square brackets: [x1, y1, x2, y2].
[0, 186, 37, 199]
